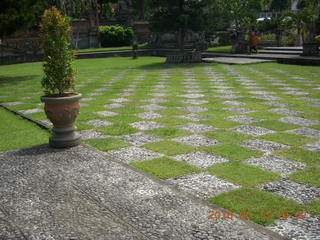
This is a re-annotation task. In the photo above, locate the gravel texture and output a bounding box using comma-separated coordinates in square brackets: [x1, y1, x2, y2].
[226, 115, 261, 124]
[287, 128, 320, 139]
[246, 154, 306, 175]
[80, 130, 108, 139]
[84, 119, 114, 127]
[167, 172, 240, 199]
[119, 132, 163, 146]
[129, 121, 164, 131]
[259, 179, 320, 204]
[240, 139, 289, 153]
[172, 151, 228, 168]
[233, 125, 275, 136]
[279, 117, 319, 126]
[106, 146, 164, 163]
[172, 135, 219, 147]
[178, 123, 216, 133]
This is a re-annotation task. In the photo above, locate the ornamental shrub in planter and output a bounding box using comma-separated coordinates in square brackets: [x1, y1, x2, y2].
[40, 6, 81, 148]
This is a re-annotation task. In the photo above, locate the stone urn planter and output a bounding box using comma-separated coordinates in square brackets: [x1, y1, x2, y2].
[41, 94, 81, 148]
[40, 7, 81, 148]
[302, 43, 319, 56]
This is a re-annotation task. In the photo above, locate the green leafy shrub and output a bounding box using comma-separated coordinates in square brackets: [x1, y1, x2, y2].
[40, 6, 75, 96]
[99, 25, 133, 47]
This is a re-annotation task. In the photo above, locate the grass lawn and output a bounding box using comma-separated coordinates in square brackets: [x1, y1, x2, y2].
[0, 56, 319, 227]
[207, 45, 232, 52]
[0, 107, 49, 150]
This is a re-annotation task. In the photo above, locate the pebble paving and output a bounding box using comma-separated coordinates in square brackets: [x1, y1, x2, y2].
[1, 60, 319, 239]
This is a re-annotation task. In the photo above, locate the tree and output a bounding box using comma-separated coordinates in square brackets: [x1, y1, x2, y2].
[0, 0, 46, 38]
[149, 0, 211, 51]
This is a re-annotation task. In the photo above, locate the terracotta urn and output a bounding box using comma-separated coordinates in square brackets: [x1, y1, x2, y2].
[41, 93, 82, 148]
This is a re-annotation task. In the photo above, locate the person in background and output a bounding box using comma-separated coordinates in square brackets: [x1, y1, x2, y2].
[248, 26, 260, 54]
[230, 30, 238, 53]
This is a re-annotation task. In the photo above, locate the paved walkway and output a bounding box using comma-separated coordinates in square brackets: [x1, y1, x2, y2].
[202, 57, 275, 64]
[0, 144, 282, 240]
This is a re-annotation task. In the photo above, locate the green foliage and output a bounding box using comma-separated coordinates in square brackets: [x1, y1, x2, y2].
[0, 0, 46, 37]
[40, 6, 75, 96]
[149, 0, 210, 50]
[99, 25, 133, 47]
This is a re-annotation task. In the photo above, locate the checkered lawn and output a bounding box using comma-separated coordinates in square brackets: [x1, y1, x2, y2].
[0, 56, 319, 226]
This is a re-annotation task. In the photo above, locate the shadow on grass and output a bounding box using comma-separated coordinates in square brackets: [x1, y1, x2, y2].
[136, 62, 218, 70]
[0, 75, 41, 86]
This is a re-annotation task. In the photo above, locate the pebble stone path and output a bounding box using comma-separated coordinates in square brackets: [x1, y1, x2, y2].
[0, 60, 319, 239]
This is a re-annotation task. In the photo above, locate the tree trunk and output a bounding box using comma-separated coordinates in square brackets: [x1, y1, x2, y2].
[178, 28, 185, 52]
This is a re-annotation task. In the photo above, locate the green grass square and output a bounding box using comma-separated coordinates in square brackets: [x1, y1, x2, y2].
[130, 157, 200, 179]
[305, 200, 320, 215]
[253, 120, 299, 131]
[289, 167, 320, 187]
[155, 116, 190, 126]
[276, 148, 319, 165]
[246, 111, 284, 120]
[98, 123, 138, 136]
[143, 140, 195, 155]
[147, 127, 189, 139]
[204, 129, 251, 144]
[203, 144, 262, 161]
[84, 137, 131, 152]
[261, 133, 314, 147]
[207, 162, 280, 186]
[207, 188, 303, 225]
[201, 118, 239, 128]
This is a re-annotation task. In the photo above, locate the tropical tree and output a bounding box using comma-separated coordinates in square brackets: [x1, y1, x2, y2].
[0, 0, 46, 38]
[149, 0, 211, 52]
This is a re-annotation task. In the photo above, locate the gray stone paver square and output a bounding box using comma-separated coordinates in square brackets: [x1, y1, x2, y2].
[222, 101, 247, 106]
[172, 151, 228, 168]
[136, 111, 163, 120]
[104, 103, 124, 109]
[180, 99, 209, 105]
[167, 172, 239, 199]
[172, 135, 219, 147]
[262, 102, 290, 107]
[215, 94, 242, 99]
[267, 214, 320, 240]
[106, 146, 163, 163]
[139, 104, 166, 111]
[226, 115, 261, 124]
[259, 180, 320, 204]
[279, 116, 319, 126]
[253, 96, 281, 101]
[81, 97, 95, 101]
[178, 123, 216, 133]
[240, 139, 289, 153]
[148, 93, 168, 97]
[145, 98, 168, 104]
[181, 106, 208, 113]
[85, 119, 113, 127]
[2, 101, 24, 106]
[302, 140, 320, 151]
[268, 108, 304, 116]
[287, 128, 320, 139]
[18, 108, 43, 115]
[178, 94, 205, 99]
[215, 89, 239, 94]
[96, 111, 119, 117]
[249, 91, 276, 95]
[246, 155, 306, 175]
[129, 121, 164, 131]
[80, 130, 108, 139]
[224, 107, 255, 114]
[284, 91, 309, 95]
[119, 132, 163, 146]
[87, 92, 103, 96]
[179, 113, 209, 121]
[233, 125, 275, 136]
[110, 98, 129, 103]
